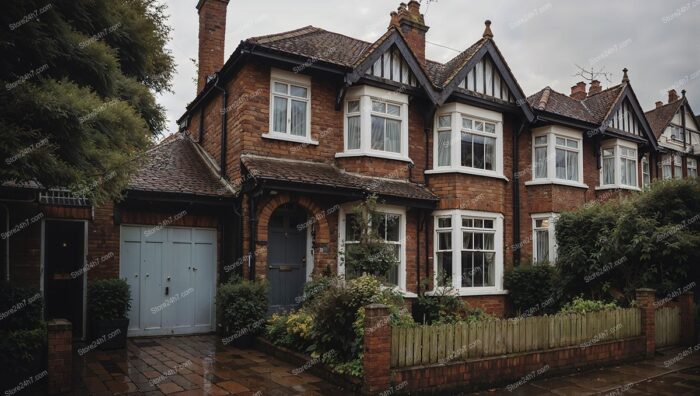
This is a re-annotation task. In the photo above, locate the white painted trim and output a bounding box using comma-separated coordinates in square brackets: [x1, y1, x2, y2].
[269, 68, 312, 140]
[261, 132, 318, 145]
[335, 151, 413, 163]
[305, 225, 314, 282]
[425, 168, 509, 181]
[524, 179, 589, 189]
[337, 203, 407, 292]
[431, 209, 505, 295]
[531, 213, 558, 265]
[599, 138, 639, 189]
[531, 126, 585, 185]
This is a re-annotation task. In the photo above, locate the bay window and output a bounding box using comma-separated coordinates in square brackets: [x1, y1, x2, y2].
[688, 158, 698, 178]
[527, 126, 585, 187]
[428, 103, 504, 179]
[641, 156, 651, 188]
[266, 69, 312, 143]
[340, 86, 409, 161]
[433, 210, 504, 295]
[662, 155, 673, 180]
[339, 204, 406, 291]
[598, 140, 639, 190]
[532, 214, 558, 265]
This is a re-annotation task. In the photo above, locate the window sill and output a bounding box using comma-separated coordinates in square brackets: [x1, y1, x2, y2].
[525, 179, 589, 189]
[425, 168, 508, 181]
[595, 185, 641, 192]
[335, 151, 413, 163]
[262, 133, 318, 145]
[426, 288, 508, 297]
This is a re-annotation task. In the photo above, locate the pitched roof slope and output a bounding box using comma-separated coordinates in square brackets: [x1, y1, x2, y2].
[581, 85, 625, 123]
[240, 154, 437, 202]
[527, 87, 597, 123]
[128, 134, 233, 197]
[644, 100, 684, 138]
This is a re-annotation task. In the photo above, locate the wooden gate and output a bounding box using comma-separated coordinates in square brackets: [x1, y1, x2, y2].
[655, 307, 681, 348]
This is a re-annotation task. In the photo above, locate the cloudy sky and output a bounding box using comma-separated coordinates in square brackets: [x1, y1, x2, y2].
[158, 0, 700, 135]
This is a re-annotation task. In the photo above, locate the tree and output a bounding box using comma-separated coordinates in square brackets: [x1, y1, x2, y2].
[0, 0, 174, 204]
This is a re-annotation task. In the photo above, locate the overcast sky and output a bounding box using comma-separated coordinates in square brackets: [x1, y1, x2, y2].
[158, 0, 700, 135]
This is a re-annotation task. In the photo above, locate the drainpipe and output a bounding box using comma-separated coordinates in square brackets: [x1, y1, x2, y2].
[416, 210, 422, 291]
[0, 203, 8, 281]
[212, 73, 229, 179]
[512, 120, 526, 267]
[248, 188, 258, 280]
[681, 92, 687, 151]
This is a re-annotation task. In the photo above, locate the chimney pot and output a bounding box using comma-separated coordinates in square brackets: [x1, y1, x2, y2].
[197, 0, 229, 93]
[588, 80, 602, 96]
[407, 0, 420, 14]
[668, 89, 679, 103]
[570, 81, 587, 100]
[656, 101, 664, 108]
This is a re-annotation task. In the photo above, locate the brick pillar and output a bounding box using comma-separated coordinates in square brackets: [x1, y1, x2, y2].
[47, 319, 72, 394]
[679, 291, 696, 346]
[635, 288, 656, 358]
[363, 304, 391, 395]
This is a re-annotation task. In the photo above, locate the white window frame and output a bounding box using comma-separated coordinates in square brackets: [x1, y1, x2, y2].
[597, 139, 640, 191]
[427, 103, 506, 180]
[641, 155, 651, 188]
[264, 68, 316, 144]
[431, 209, 505, 296]
[662, 154, 673, 180]
[337, 203, 409, 295]
[337, 85, 410, 162]
[532, 213, 558, 265]
[673, 154, 683, 179]
[688, 157, 698, 178]
[525, 126, 587, 189]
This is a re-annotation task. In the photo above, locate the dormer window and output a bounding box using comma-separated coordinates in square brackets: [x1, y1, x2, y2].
[338, 86, 410, 162]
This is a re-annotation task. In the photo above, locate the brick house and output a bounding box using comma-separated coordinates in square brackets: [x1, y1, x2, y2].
[0, 0, 674, 339]
[645, 89, 700, 180]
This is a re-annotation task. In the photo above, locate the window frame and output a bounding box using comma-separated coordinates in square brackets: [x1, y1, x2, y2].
[526, 126, 587, 189]
[641, 155, 651, 188]
[338, 203, 408, 294]
[662, 154, 673, 180]
[427, 103, 506, 180]
[431, 209, 505, 296]
[673, 154, 683, 179]
[597, 139, 640, 191]
[532, 213, 558, 265]
[339, 85, 410, 162]
[265, 68, 315, 144]
[688, 157, 698, 178]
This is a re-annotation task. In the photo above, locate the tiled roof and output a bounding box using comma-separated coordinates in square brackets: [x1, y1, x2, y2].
[527, 84, 627, 125]
[644, 100, 684, 138]
[240, 154, 437, 202]
[245, 26, 485, 89]
[127, 134, 234, 198]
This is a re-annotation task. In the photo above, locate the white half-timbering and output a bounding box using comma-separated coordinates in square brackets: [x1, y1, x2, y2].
[457, 56, 515, 103]
[607, 100, 643, 137]
[366, 46, 418, 87]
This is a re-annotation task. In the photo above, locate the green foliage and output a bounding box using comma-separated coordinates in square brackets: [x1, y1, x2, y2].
[216, 278, 268, 336]
[559, 297, 619, 314]
[88, 279, 132, 321]
[301, 275, 335, 308]
[504, 265, 560, 316]
[341, 195, 399, 280]
[0, 0, 175, 204]
[0, 283, 43, 330]
[556, 179, 700, 301]
[0, 324, 47, 381]
[266, 310, 315, 352]
[414, 280, 467, 324]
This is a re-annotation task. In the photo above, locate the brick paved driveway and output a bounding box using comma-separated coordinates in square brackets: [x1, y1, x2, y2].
[72, 335, 351, 395]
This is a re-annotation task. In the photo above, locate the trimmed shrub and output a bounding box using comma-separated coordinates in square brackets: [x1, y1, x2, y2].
[559, 296, 618, 314]
[87, 279, 131, 321]
[0, 282, 43, 330]
[216, 278, 268, 336]
[504, 265, 560, 316]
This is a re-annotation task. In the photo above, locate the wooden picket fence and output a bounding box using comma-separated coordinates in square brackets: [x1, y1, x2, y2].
[390, 308, 641, 368]
[655, 306, 681, 348]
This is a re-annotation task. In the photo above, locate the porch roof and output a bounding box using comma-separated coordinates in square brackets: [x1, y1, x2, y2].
[240, 154, 438, 204]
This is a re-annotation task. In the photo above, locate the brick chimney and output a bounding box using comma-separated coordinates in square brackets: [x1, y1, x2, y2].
[656, 101, 664, 108]
[588, 80, 601, 96]
[389, 1, 429, 65]
[197, 0, 229, 93]
[668, 89, 679, 103]
[570, 82, 587, 100]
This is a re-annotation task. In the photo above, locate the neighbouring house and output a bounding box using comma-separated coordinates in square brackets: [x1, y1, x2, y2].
[645, 89, 700, 180]
[0, 0, 687, 340]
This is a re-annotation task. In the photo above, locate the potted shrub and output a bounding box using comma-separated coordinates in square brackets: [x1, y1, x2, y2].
[216, 277, 267, 348]
[87, 279, 131, 350]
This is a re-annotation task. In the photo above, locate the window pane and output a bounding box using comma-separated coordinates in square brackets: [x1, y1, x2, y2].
[567, 151, 578, 181]
[290, 85, 307, 98]
[483, 219, 494, 229]
[556, 148, 566, 179]
[566, 139, 578, 149]
[387, 104, 401, 116]
[484, 123, 496, 133]
[345, 214, 359, 242]
[347, 116, 361, 150]
[462, 218, 472, 228]
[273, 96, 287, 133]
[473, 134, 485, 169]
[372, 101, 385, 113]
[473, 232, 483, 249]
[474, 121, 484, 132]
[463, 232, 473, 249]
[556, 137, 566, 146]
[371, 116, 384, 150]
[438, 130, 451, 166]
[474, 219, 484, 228]
[461, 252, 474, 287]
[536, 229, 549, 263]
[483, 233, 494, 250]
[438, 231, 452, 250]
[437, 252, 452, 286]
[484, 136, 496, 170]
[472, 252, 484, 287]
[385, 119, 401, 153]
[603, 157, 615, 184]
[535, 136, 547, 145]
[385, 214, 400, 241]
[273, 82, 288, 94]
[484, 253, 495, 286]
[439, 115, 451, 128]
[290, 100, 307, 136]
[603, 148, 614, 157]
[462, 118, 473, 130]
[347, 100, 360, 113]
[461, 132, 473, 167]
[438, 217, 452, 228]
[535, 147, 547, 178]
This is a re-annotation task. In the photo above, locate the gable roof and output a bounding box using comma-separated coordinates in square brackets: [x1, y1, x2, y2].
[527, 87, 597, 124]
[127, 134, 234, 198]
[644, 100, 684, 138]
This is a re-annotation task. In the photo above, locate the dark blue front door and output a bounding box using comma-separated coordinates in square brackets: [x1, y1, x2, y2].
[267, 203, 307, 312]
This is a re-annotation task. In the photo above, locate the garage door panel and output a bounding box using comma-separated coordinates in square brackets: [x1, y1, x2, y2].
[121, 238, 142, 331]
[141, 241, 164, 330]
[169, 228, 192, 243]
[193, 242, 215, 328]
[121, 226, 143, 243]
[164, 242, 194, 329]
[193, 229, 216, 243]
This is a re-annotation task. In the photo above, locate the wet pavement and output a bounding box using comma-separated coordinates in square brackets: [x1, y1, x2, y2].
[467, 347, 700, 396]
[71, 335, 350, 395]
